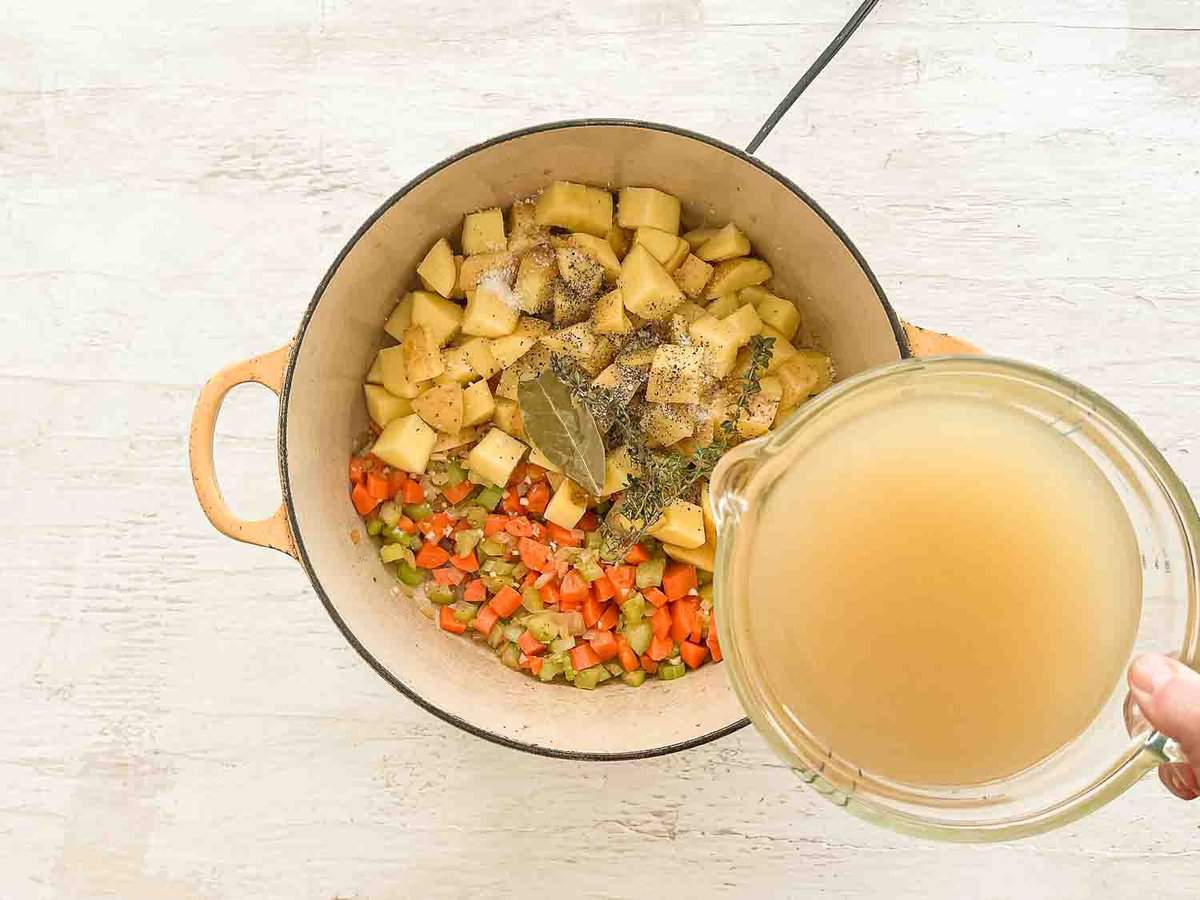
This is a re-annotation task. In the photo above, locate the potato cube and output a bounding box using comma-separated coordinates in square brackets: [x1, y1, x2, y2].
[490, 316, 551, 368]
[591, 288, 632, 334]
[433, 428, 479, 454]
[449, 255, 467, 299]
[682, 226, 720, 250]
[724, 303, 764, 345]
[438, 344, 476, 383]
[688, 315, 741, 379]
[616, 345, 658, 368]
[756, 295, 801, 340]
[495, 344, 549, 400]
[760, 325, 798, 371]
[458, 251, 517, 294]
[555, 246, 604, 297]
[642, 402, 696, 448]
[552, 281, 593, 326]
[492, 398, 525, 439]
[663, 541, 715, 572]
[508, 200, 549, 254]
[462, 283, 520, 337]
[534, 181, 613, 237]
[412, 382, 464, 434]
[513, 247, 556, 314]
[647, 501, 706, 549]
[578, 335, 616, 377]
[411, 291, 463, 346]
[736, 376, 783, 438]
[619, 244, 684, 321]
[364, 384, 412, 428]
[467, 427, 528, 487]
[673, 254, 713, 298]
[401, 325, 444, 382]
[697, 223, 751, 262]
[675, 301, 709, 324]
[383, 293, 415, 342]
[366, 352, 384, 385]
[540, 321, 598, 362]
[371, 414, 437, 474]
[417, 238, 457, 297]
[705, 258, 772, 299]
[461, 379, 495, 427]
[779, 350, 834, 399]
[700, 482, 717, 546]
[738, 285, 772, 308]
[377, 345, 422, 399]
[458, 336, 501, 380]
[633, 226, 679, 265]
[647, 345, 706, 404]
[705, 293, 741, 319]
[601, 445, 639, 496]
[592, 361, 648, 406]
[606, 225, 632, 260]
[462, 207, 506, 255]
[544, 478, 590, 529]
[617, 187, 681, 234]
[568, 233, 621, 282]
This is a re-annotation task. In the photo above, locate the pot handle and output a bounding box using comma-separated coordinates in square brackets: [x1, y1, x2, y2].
[189, 343, 297, 558]
[901, 321, 981, 357]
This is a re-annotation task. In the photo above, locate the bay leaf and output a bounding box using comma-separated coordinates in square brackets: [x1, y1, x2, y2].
[518, 369, 606, 495]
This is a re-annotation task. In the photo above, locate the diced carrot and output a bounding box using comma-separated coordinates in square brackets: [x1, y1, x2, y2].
[577, 511, 600, 532]
[349, 456, 369, 485]
[559, 569, 590, 605]
[449, 551, 479, 573]
[414, 542, 450, 569]
[519, 653, 532, 670]
[582, 594, 604, 628]
[615, 634, 640, 672]
[648, 634, 674, 661]
[671, 598, 698, 643]
[680, 641, 709, 669]
[442, 480, 475, 504]
[366, 470, 391, 501]
[517, 630, 547, 656]
[559, 597, 582, 612]
[526, 463, 547, 481]
[540, 580, 561, 607]
[387, 468, 408, 497]
[489, 585, 524, 618]
[464, 579, 486, 604]
[596, 602, 620, 632]
[433, 566, 466, 587]
[690, 617, 703, 643]
[624, 543, 651, 565]
[606, 565, 636, 600]
[401, 479, 425, 504]
[484, 514, 510, 537]
[588, 630, 619, 663]
[518, 537, 551, 573]
[439, 606, 466, 634]
[662, 561, 698, 601]
[419, 512, 453, 538]
[651, 604, 672, 639]
[592, 574, 616, 603]
[505, 516, 535, 537]
[641, 653, 658, 674]
[643, 587, 669, 608]
[707, 617, 723, 662]
[526, 481, 551, 515]
[473, 603, 499, 635]
[351, 482, 379, 516]
[502, 489, 523, 514]
[530, 522, 546, 541]
[393, 515, 417, 535]
[508, 462, 529, 486]
[529, 656, 544, 676]
[570, 643, 601, 671]
[452, 518, 472, 533]
[545, 523, 584, 547]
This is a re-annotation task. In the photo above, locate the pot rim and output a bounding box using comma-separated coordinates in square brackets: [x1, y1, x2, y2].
[277, 117, 911, 760]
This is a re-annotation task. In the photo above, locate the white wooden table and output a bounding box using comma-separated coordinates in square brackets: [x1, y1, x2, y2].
[4, 0, 1198, 896]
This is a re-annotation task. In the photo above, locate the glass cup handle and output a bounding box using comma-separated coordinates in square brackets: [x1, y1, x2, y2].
[1144, 731, 1187, 765]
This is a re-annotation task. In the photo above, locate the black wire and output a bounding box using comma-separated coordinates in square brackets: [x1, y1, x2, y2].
[745, 0, 882, 155]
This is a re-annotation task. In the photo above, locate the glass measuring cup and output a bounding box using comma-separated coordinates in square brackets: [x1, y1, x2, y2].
[709, 356, 1200, 841]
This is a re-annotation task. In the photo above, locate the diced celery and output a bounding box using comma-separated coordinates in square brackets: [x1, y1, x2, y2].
[549, 635, 576, 654]
[404, 502, 434, 521]
[521, 587, 543, 612]
[379, 501, 402, 528]
[526, 615, 558, 643]
[621, 669, 647, 687]
[379, 544, 410, 564]
[604, 661, 625, 677]
[636, 557, 666, 589]
[382, 528, 417, 546]
[453, 603, 479, 623]
[512, 562, 528, 580]
[503, 623, 525, 642]
[625, 621, 653, 656]
[620, 592, 646, 625]
[500, 642, 521, 669]
[428, 585, 456, 606]
[698, 568, 713, 586]
[657, 662, 686, 680]
[487, 621, 506, 648]
[465, 506, 489, 528]
[365, 517, 384, 537]
[481, 574, 514, 594]
[445, 460, 468, 487]
[699, 583, 714, 606]
[478, 538, 506, 558]
[578, 557, 605, 583]
[585, 530, 603, 551]
[455, 529, 482, 558]
[574, 665, 608, 690]
[538, 655, 563, 682]
[396, 562, 425, 587]
[474, 486, 504, 511]
[482, 559, 515, 577]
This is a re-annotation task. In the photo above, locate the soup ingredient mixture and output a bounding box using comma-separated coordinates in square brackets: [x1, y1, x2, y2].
[745, 390, 1142, 783]
[349, 180, 834, 688]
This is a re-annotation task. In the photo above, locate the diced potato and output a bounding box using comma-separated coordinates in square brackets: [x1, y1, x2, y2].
[555, 246, 604, 297]
[412, 382, 464, 434]
[450, 255, 467, 299]
[568, 233, 621, 282]
[366, 352, 384, 385]
[462, 283, 520, 337]
[461, 379, 496, 427]
[760, 325, 798, 371]
[371, 414, 437, 474]
[433, 428, 479, 454]
[606, 225, 632, 260]
[578, 335, 616, 377]
[619, 244, 684, 321]
[601, 445, 639, 496]
[673, 254, 713, 298]
[383, 293, 415, 342]
[756, 295, 801, 340]
[705, 258, 772, 299]
[364, 384, 412, 428]
[736, 376, 783, 438]
[458, 252, 517, 293]
[700, 482, 717, 546]
[459, 336, 502, 380]
[647, 501, 706, 549]
[377, 345, 422, 399]
[528, 443, 563, 474]
[535, 181, 613, 237]
[411, 291, 463, 347]
[462, 207, 506, 255]
[775, 349, 834, 407]
[402, 325, 445, 382]
[689, 315, 741, 378]
[489, 316, 551, 367]
[494, 344, 550, 401]
[552, 281, 593, 326]
[592, 361, 648, 406]
[541, 321, 598, 361]
[724, 303, 764, 345]
[508, 200, 549, 254]
[616, 345, 658, 368]
[467, 427, 527, 487]
[647, 344, 706, 404]
[591, 288, 632, 334]
[544, 479, 589, 529]
[738, 285, 772, 308]
[513, 247, 556, 314]
[663, 541, 715, 572]
[438, 344, 476, 383]
[633, 227, 685, 269]
[697, 223, 751, 262]
[704, 293, 741, 319]
[617, 187, 681, 234]
[492, 398, 525, 439]
[642, 402, 697, 448]
[417, 238, 457, 297]
[682, 226, 720, 250]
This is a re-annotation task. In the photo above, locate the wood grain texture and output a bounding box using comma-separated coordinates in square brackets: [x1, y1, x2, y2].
[2, 0, 1198, 896]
